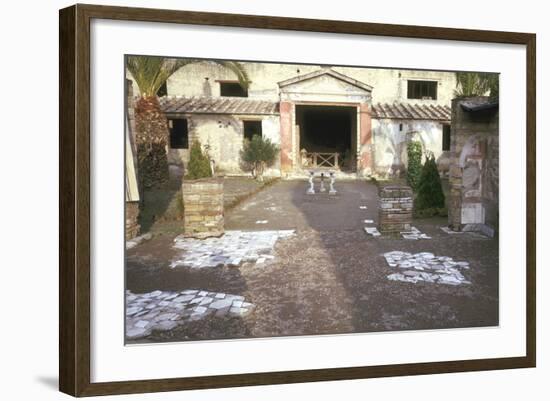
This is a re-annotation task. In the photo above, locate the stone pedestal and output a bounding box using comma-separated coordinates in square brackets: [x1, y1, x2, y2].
[125, 201, 140, 239]
[378, 185, 413, 233]
[182, 177, 224, 238]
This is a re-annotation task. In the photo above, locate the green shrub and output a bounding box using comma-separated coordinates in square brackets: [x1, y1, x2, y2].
[415, 153, 445, 212]
[240, 135, 279, 181]
[186, 140, 212, 180]
[406, 141, 423, 191]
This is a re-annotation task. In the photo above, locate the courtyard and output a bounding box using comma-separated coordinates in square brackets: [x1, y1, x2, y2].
[125, 179, 498, 343]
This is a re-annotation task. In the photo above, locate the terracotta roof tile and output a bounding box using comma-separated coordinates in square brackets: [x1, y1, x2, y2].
[372, 102, 451, 121]
[158, 96, 279, 115]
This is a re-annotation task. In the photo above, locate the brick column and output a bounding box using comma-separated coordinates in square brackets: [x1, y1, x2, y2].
[379, 186, 413, 233]
[279, 101, 293, 173]
[182, 178, 224, 239]
[359, 103, 373, 174]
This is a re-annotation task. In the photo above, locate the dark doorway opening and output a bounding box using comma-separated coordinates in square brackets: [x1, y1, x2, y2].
[243, 120, 262, 141]
[168, 118, 189, 149]
[296, 104, 356, 171]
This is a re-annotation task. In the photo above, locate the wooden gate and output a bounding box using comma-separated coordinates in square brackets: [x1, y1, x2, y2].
[300, 150, 340, 169]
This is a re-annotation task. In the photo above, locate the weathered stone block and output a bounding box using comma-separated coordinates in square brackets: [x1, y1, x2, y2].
[378, 185, 413, 233]
[182, 177, 224, 238]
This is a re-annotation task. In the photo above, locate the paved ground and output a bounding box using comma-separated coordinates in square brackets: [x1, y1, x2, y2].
[126, 179, 498, 343]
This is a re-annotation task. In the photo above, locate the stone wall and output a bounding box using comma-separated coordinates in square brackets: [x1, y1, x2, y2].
[182, 178, 224, 238]
[125, 202, 140, 239]
[379, 185, 413, 233]
[448, 97, 499, 235]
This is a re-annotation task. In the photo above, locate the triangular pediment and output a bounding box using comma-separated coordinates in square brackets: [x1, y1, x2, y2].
[278, 68, 373, 94]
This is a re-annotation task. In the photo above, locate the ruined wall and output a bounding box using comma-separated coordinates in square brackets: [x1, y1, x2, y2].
[448, 97, 499, 234]
[371, 119, 450, 177]
[167, 114, 281, 176]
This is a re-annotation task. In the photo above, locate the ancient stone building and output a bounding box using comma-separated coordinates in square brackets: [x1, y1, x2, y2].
[128, 61, 456, 178]
[448, 97, 499, 236]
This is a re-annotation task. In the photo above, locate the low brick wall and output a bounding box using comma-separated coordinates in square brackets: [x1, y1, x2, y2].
[125, 201, 140, 239]
[378, 185, 413, 233]
[182, 177, 224, 238]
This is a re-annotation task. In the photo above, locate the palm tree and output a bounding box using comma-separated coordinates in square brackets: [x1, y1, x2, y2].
[454, 72, 499, 99]
[126, 56, 249, 189]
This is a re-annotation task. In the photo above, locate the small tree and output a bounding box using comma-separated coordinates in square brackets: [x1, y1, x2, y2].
[186, 140, 212, 180]
[406, 141, 423, 192]
[415, 153, 445, 211]
[240, 135, 279, 181]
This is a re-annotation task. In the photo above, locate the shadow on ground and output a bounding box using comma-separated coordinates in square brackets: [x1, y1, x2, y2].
[287, 179, 498, 334]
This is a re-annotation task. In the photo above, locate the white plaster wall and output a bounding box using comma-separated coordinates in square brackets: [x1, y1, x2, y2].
[166, 62, 456, 106]
[187, 115, 243, 173]
[372, 119, 450, 176]
[261, 116, 282, 177]
[168, 114, 281, 175]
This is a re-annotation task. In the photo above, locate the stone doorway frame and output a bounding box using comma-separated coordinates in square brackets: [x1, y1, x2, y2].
[280, 100, 372, 175]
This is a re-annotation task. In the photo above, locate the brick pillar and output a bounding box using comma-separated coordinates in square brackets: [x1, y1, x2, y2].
[280, 101, 293, 173]
[182, 178, 224, 239]
[378, 186, 413, 233]
[359, 103, 373, 174]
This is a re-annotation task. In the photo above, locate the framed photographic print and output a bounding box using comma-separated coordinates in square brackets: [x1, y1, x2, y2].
[59, 3, 536, 397]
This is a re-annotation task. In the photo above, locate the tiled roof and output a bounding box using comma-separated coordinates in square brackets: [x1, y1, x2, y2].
[371, 103, 451, 121]
[159, 96, 279, 115]
[158, 97, 451, 120]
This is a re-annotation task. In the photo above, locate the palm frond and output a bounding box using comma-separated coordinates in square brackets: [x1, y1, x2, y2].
[454, 72, 499, 98]
[127, 56, 250, 98]
[127, 56, 166, 97]
[217, 61, 250, 89]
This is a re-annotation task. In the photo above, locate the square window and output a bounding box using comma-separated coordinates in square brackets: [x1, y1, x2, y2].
[220, 81, 248, 97]
[407, 80, 437, 100]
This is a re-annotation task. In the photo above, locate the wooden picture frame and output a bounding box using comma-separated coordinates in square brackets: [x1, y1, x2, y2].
[59, 3, 536, 397]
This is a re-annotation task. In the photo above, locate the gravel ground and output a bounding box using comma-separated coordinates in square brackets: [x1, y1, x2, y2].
[126, 180, 498, 343]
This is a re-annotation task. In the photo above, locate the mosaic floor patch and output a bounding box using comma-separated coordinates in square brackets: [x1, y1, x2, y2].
[400, 226, 431, 240]
[364, 227, 381, 237]
[126, 289, 255, 339]
[384, 251, 471, 285]
[171, 230, 295, 269]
